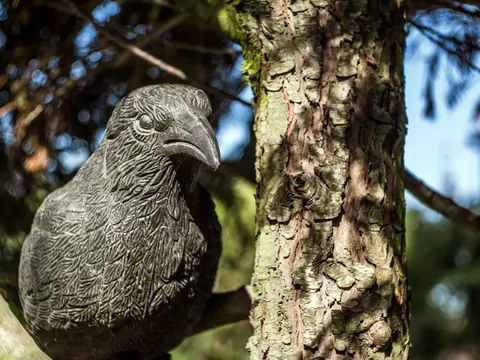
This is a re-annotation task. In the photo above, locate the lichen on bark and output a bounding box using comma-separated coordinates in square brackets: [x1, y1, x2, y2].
[244, 0, 410, 359]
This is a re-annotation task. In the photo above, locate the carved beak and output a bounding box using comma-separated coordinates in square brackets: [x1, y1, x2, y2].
[163, 114, 221, 170]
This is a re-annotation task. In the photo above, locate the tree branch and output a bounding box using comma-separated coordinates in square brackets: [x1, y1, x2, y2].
[191, 286, 252, 336]
[0, 101, 16, 118]
[408, 19, 480, 73]
[408, 0, 480, 13]
[404, 169, 480, 232]
[0, 296, 50, 359]
[409, 19, 480, 53]
[113, 13, 190, 67]
[162, 40, 241, 56]
[50, 0, 250, 106]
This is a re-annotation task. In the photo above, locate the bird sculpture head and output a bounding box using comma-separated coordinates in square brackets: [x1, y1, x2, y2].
[105, 84, 220, 170]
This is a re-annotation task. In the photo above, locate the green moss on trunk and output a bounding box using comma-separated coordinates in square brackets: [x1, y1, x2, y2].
[177, 0, 261, 84]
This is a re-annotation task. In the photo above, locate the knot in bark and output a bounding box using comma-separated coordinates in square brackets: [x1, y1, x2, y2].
[289, 173, 318, 207]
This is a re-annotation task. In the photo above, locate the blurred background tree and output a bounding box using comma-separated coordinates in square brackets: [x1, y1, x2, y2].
[1, 0, 480, 359]
[407, 205, 480, 360]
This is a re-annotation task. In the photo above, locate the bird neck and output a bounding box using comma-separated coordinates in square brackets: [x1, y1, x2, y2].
[171, 156, 201, 197]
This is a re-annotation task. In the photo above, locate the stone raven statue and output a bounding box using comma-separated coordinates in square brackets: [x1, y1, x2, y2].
[18, 84, 222, 360]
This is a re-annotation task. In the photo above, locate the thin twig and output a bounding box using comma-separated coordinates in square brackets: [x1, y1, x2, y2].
[404, 168, 480, 233]
[53, 0, 250, 106]
[162, 40, 242, 56]
[15, 105, 44, 137]
[409, 19, 480, 52]
[408, 19, 480, 73]
[121, 0, 174, 8]
[113, 14, 189, 67]
[435, 1, 480, 18]
[14, 104, 45, 144]
[411, 0, 480, 17]
[0, 102, 16, 118]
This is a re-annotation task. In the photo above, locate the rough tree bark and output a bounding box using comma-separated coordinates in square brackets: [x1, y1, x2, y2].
[182, 0, 410, 357]
[244, 1, 410, 359]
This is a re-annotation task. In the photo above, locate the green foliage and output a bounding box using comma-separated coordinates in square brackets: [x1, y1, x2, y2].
[407, 207, 480, 359]
[0, 185, 50, 322]
[0, 229, 26, 321]
[172, 177, 256, 360]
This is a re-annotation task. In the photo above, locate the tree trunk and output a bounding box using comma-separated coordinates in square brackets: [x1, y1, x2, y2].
[244, 1, 410, 359]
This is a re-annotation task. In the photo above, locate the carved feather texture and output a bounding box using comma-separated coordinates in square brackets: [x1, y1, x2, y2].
[18, 85, 222, 360]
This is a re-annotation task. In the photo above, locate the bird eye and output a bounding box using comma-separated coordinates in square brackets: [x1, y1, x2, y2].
[139, 114, 153, 130]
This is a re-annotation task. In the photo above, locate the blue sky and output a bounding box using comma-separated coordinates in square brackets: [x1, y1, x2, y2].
[404, 28, 480, 211]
